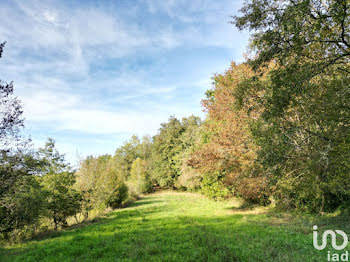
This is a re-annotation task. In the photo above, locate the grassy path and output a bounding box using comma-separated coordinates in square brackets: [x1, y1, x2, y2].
[0, 192, 335, 261]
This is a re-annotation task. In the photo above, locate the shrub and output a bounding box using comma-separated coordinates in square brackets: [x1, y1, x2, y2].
[106, 182, 128, 209]
[40, 172, 81, 229]
[200, 173, 231, 200]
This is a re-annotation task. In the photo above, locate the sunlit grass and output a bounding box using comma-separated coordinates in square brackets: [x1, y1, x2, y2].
[1, 191, 348, 261]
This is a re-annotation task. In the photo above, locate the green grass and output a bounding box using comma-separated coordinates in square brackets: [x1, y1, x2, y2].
[1, 191, 349, 261]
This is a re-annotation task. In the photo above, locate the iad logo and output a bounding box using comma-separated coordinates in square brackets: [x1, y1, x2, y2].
[313, 225, 349, 250]
[313, 225, 349, 261]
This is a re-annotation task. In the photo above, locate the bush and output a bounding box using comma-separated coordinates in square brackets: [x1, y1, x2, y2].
[200, 173, 231, 200]
[176, 164, 202, 191]
[106, 182, 128, 209]
[0, 175, 45, 239]
[129, 158, 153, 195]
[40, 172, 81, 229]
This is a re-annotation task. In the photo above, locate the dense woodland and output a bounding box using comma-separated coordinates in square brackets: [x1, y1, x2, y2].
[1, 0, 349, 242]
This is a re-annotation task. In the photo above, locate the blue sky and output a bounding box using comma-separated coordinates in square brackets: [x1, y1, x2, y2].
[0, 0, 249, 165]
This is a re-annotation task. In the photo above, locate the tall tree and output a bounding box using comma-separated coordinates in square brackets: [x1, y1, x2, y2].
[113, 135, 141, 180]
[151, 116, 185, 188]
[234, 0, 349, 72]
[0, 43, 45, 239]
[234, 0, 350, 211]
[175, 116, 202, 191]
[189, 63, 266, 201]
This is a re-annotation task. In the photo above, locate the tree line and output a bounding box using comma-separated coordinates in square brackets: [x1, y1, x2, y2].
[78, 0, 350, 213]
[1, 0, 349, 242]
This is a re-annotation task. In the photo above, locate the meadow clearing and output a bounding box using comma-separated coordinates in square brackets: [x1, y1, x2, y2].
[2, 191, 347, 262]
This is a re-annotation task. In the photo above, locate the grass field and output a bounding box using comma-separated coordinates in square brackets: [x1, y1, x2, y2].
[1, 191, 348, 261]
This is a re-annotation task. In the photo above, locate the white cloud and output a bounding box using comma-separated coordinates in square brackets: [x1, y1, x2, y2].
[0, 0, 248, 161]
[2, 0, 245, 63]
[20, 87, 177, 135]
[43, 10, 58, 23]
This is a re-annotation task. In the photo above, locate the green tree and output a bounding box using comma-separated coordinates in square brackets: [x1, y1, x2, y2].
[234, 0, 349, 72]
[129, 157, 152, 195]
[151, 116, 202, 189]
[0, 151, 45, 239]
[175, 116, 203, 191]
[38, 138, 69, 174]
[151, 116, 185, 188]
[105, 182, 128, 209]
[75, 154, 129, 213]
[113, 135, 141, 180]
[234, 0, 350, 211]
[97, 155, 128, 209]
[75, 155, 99, 218]
[0, 43, 45, 240]
[39, 139, 80, 229]
[40, 172, 81, 229]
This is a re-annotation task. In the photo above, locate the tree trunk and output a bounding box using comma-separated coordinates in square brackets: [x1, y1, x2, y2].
[53, 216, 58, 230]
[84, 211, 89, 220]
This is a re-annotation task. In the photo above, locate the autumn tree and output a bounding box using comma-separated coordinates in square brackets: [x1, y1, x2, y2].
[189, 63, 268, 201]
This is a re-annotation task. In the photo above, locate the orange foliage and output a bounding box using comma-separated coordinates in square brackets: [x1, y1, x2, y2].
[189, 62, 268, 202]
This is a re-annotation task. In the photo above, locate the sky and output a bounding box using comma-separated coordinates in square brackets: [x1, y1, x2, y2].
[0, 0, 249, 165]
